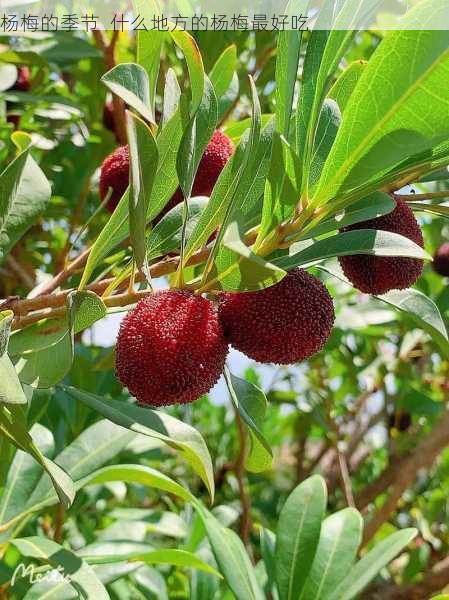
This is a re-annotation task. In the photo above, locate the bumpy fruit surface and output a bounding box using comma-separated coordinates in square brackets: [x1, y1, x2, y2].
[218, 268, 335, 365]
[339, 198, 424, 294]
[433, 242, 449, 277]
[12, 66, 31, 92]
[115, 290, 229, 407]
[99, 145, 130, 212]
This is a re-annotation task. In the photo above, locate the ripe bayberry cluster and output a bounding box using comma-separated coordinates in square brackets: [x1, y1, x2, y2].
[116, 268, 335, 407]
[99, 129, 234, 213]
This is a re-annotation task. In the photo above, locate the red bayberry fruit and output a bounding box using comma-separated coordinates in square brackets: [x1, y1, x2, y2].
[339, 198, 424, 294]
[12, 66, 31, 92]
[115, 290, 229, 407]
[99, 145, 130, 212]
[433, 242, 449, 277]
[218, 268, 335, 365]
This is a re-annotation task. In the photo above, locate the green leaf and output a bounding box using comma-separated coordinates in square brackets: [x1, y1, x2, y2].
[300, 193, 395, 240]
[170, 30, 204, 113]
[212, 219, 286, 292]
[194, 502, 264, 600]
[162, 68, 181, 127]
[67, 291, 107, 335]
[78, 464, 194, 503]
[101, 63, 154, 124]
[377, 289, 449, 359]
[315, 11, 449, 205]
[409, 201, 449, 220]
[147, 196, 208, 261]
[127, 111, 158, 271]
[300, 508, 363, 600]
[61, 386, 215, 500]
[0, 148, 51, 264]
[209, 45, 238, 120]
[276, 229, 431, 271]
[309, 99, 341, 187]
[256, 132, 300, 247]
[275, 28, 302, 138]
[330, 528, 417, 600]
[328, 60, 367, 114]
[10, 318, 73, 389]
[275, 475, 327, 600]
[12, 537, 109, 600]
[0, 354, 27, 404]
[224, 369, 272, 473]
[137, 30, 166, 110]
[0, 405, 74, 511]
[109, 508, 187, 538]
[260, 528, 276, 594]
[79, 107, 183, 287]
[176, 76, 218, 199]
[0, 424, 54, 530]
[0, 309, 15, 357]
[321, 266, 449, 358]
[86, 547, 221, 578]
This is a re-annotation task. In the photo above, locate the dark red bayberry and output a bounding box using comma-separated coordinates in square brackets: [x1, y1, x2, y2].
[12, 66, 31, 92]
[115, 290, 229, 407]
[99, 145, 130, 212]
[218, 268, 335, 365]
[433, 242, 449, 277]
[339, 198, 424, 294]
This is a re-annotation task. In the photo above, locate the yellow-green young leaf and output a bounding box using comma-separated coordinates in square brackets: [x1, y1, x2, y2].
[101, 63, 154, 124]
[170, 30, 204, 113]
[275, 475, 327, 600]
[12, 537, 109, 599]
[224, 369, 272, 473]
[328, 60, 367, 114]
[0, 310, 13, 356]
[62, 385, 215, 500]
[127, 111, 158, 271]
[315, 8, 449, 205]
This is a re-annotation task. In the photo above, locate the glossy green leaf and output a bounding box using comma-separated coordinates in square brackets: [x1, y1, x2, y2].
[315, 10, 449, 205]
[0, 147, 51, 264]
[147, 196, 208, 261]
[275, 27, 302, 138]
[170, 30, 204, 113]
[127, 111, 158, 271]
[0, 64, 17, 91]
[177, 76, 218, 199]
[194, 502, 264, 600]
[13, 537, 109, 599]
[67, 291, 107, 335]
[224, 369, 272, 473]
[309, 99, 341, 187]
[276, 229, 431, 271]
[328, 60, 367, 114]
[62, 385, 215, 500]
[275, 475, 327, 600]
[0, 405, 74, 512]
[300, 508, 363, 600]
[0, 354, 27, 404]
[79, 108, 182, 288]
[137, 30, 166, 110]
[209, 45, 238, 120]
[101, 63, 154, 124]
[330, 528, 417, 600]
